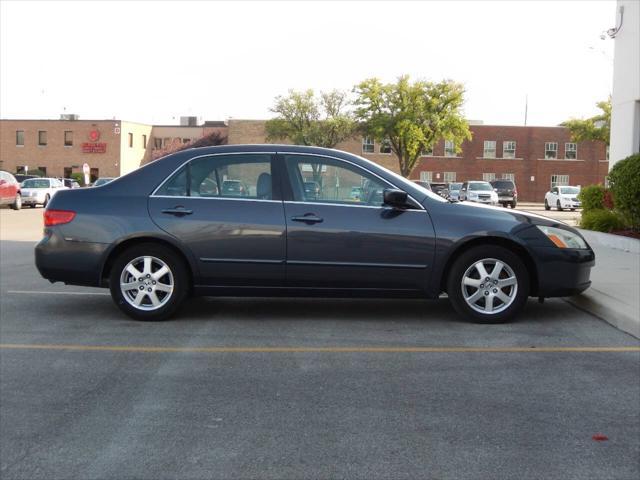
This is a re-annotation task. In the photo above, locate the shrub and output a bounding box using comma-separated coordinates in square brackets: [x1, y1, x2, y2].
[578, 184, 605, 211]
[603, 189, 615, 209]
[608, 153, 640, 229]
[580, 209, 626, 232]
[70, 172, 85, 186]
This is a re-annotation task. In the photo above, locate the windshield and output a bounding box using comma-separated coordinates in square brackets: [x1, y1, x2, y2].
[449, 183, 462, 191]
[469, 182, 493, 191]
[560, 187, 580, 194]
[22, 179, 49, 188]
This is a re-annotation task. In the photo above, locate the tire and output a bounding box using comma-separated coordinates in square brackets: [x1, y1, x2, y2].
[29, 204, 35, 208]
[11, 193, 21, 210]
[511, 202, 517, 209]
[446, 245, 529, 324]
[556, 200, 562, 211]
[570, 208, 575, 212]
[109, 243, 189, 321]
[501, 203, 508, 208]
[544, 199, 550, 211]
[42, 194, 50, 208]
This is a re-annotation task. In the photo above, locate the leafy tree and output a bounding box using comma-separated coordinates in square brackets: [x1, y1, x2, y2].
[151, 130, 227, 161]
[562, 98, 611, 145]
[353, 76, 472, 178]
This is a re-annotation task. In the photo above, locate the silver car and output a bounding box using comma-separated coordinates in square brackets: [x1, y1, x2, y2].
[447, 182, 463, 201]
[20, 177, 67, 208]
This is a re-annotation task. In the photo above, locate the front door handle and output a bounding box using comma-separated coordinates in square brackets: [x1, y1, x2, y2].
[162, 207, 193, 216]
[291, 214, 323, 224]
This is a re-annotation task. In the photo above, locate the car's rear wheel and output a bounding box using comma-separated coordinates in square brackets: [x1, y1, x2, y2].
[11, 193, 21, 210]
[42, 194, 50, 208]
[510, 201, 517, 209]
[447, 245, 529, 324]
[109, 243, 189, 321]
[544, 199, 550, 211]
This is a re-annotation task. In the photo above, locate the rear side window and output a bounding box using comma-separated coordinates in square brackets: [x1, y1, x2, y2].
[156, 154, 273, 200]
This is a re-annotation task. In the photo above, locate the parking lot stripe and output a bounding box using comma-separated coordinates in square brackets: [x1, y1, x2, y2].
[0, 344, 638, 353]
[6, 290, 109, 296]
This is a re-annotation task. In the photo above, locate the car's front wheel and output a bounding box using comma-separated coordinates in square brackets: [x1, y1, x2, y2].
[447, 245, 529, 323]
[109, 243, 189, 321]
[544, 199, 550, 210]
[556, 200, 563, 211]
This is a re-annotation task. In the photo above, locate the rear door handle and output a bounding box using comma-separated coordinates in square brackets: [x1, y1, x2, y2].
[162, 207, 193, 216]
[291, 214, 323, 224]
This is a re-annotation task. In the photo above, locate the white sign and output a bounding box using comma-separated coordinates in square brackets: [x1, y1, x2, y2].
[82, 163, 90, 175]
[25, 165, 28, 174]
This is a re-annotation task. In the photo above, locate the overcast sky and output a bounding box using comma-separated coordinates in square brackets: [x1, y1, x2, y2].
[0, 0, 616, 126]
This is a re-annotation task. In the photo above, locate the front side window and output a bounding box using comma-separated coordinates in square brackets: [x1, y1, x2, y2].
[285, 155, 389, 206]
[482, 172, 496, 182]
[156, 154, 273, 200]
[483, 140, 497, 158]
[444, 140, 456, 157]
[550, 174, 569, 189]
[503, 141, 516, 158]
[545, 142, 558, 159]
[64, 130, 73, 146]
[565, 143, 577, 159]
[362, 136, 374, 154]
[38, 131, 47, 146]
[16, 130, 24, 146]
[379, 138, 392, 154]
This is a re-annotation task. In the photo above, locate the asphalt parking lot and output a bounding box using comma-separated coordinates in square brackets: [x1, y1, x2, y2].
[1, 207, 639, 479]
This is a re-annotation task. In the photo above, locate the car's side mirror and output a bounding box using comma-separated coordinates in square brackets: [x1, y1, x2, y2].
[383, 188, 409, 208]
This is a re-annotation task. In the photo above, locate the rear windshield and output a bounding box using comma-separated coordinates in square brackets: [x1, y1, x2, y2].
[468, 182, 492, 191]
[449, 183, 462, 190]
[491, 180, 514, 188]
[22, 179, 49, 188]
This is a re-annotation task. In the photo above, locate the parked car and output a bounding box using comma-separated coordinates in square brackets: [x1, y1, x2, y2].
[545, 186, 581, 211]
[221, 179, 248, 197]
[447, 182, 463, 201]
[14, 174, 38, 184]
[36, 145, 594, 324]
[0, 171, 22, 210]
[93, 177, 116, 187]
[490, 179, 518, 208]
[305, 181, 322, 200]
[20, 177, 67, 208]
[459, 181, 499, 205]
[59, 178, 81, 189]
[412, 180, 432, 191]
[430, 182, 449, 197]
[349, 186, 364, 201]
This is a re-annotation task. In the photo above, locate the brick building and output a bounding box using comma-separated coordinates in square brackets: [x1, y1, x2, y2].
[226, 120, 609, 202]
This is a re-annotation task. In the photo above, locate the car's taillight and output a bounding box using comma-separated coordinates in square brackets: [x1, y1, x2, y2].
[44, 209, 76, 227]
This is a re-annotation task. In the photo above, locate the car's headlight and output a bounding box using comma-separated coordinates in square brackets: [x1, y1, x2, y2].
[536, 226, 588, 249]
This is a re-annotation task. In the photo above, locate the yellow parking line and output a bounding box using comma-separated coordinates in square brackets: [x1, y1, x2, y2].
[0, 344, 638, 353]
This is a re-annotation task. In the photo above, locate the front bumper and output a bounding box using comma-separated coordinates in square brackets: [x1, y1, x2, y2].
[533, 246, 594, 297]
[35, 228, 108, 287]
[561, 201, 581, 209]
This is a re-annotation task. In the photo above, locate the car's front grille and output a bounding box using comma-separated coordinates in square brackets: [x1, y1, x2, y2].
[478, 194, 491, 200]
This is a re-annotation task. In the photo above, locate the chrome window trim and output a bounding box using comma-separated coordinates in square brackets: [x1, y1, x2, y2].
[284, 200, 426, 212]
[280, 152, 425, 211]
[150, 151, 276, 197]
[152, 195, 282, 204]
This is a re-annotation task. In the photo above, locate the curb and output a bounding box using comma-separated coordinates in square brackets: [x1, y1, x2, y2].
[578, 229, 640, 254]
[566, 291, 640, 339]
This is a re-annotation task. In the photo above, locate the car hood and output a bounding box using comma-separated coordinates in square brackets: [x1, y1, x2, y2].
[449, 200, 570, 228]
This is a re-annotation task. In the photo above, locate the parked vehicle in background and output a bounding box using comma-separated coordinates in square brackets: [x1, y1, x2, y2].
[459, 181, 499, 205]
[221, 179, 248, 197]
[305, 181, 322, 200]
[447, 182, 463, 201]
[93, 177, 116, 187]
[430, 182, 448, 197]
[349, 186, 364, 201]
[15, 174, 38, 184]
[412, 180, 432, 191]
[490, 179, 518, 208]
[20, 178, 67, 208]
[0, 171, 22, 210]
[35, 145, 594, 325]
[545, 186, 581, 211]
[59, 178, 81, 189]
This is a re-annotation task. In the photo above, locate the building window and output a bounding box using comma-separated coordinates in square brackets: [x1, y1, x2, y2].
[362, 136, 374, 154]
[444, 140, 456, 157]
[502, 173, 515, 181]
[421, 145, 434, 156]
[444, 172, 456, 182]
[483, 140, 497, 158]
[153, 137, 162, 149]
[503, 141, 516, 158]
[16, 166, 27, 174]
[16, 130, 24, 146]
[64, 130, 73, 146]
[181, 138, 190, 144]
[379, 138, 392, 154]
[420, 171, 433, 182]
[545, 142, 558, 159]
[128, 133, 133, 148]
[482, 173, 496, 182]
[142, 135, 147, 148]
[565, 142, 577, 159]
[551, 174, 569, 189]
[63, 167, 73, 178]
[38, 131, 47, 146]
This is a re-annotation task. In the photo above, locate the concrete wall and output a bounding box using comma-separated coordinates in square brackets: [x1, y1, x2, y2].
[609, 0, 640, 167]
[119, 121, 153, 175]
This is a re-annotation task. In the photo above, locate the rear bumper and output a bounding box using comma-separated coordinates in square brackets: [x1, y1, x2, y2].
[35, 229, 108, 287]
[533, 246, 595, 297]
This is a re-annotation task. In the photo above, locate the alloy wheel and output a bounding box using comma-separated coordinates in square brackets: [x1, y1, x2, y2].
[119, 256, 174, 311]
[460, 258, 518, 314]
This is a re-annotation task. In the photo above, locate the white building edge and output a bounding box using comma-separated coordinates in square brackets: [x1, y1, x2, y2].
[609, 0, 640, 168]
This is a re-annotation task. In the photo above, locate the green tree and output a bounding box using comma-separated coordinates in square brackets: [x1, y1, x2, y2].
[353, 76, 472, 177]
[562, 98, 611, 145]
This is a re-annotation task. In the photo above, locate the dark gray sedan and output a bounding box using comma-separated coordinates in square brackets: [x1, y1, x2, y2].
[36, 145, 594, 323]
